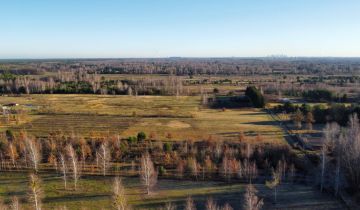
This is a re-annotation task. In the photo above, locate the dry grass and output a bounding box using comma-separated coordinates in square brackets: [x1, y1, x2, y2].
[0, 172, 346, 210]
[0, 94, 284, 143]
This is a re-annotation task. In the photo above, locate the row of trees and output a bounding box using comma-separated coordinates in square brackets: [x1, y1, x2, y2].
[0, 71, 185, 96]
[3, 57, 360, 76]
[0, 130, 298, 185]
[1, 150, 284, 209]
[274, 102, 360, 126]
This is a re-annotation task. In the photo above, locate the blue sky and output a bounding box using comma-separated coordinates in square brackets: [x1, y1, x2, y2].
[0, 0, 360, 58]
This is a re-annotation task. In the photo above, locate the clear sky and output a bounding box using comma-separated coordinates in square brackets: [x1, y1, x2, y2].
[1, 0, 360, 58]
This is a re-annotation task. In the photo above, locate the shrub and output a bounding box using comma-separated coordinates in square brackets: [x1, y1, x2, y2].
[163, 142, 173, 152]
[137, 131, 146, 141]
[127, 136, 137, 144]
[159, 166, 166, 176]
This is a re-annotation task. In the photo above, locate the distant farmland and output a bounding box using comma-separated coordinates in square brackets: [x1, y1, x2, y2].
[0, 94, 284, 144]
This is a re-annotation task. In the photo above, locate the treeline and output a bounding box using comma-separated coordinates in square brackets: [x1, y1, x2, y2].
[2, 58, 360, 76]
[0, 71, 184, 96]
[209, 86, 265, 109]
[273, 102, 360, 126]
[302, 89, 348, 103]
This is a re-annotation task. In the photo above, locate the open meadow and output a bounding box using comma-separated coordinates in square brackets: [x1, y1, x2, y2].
[0, 94, 285, 144]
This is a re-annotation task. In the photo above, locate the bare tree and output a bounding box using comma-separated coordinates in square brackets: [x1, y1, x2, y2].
[28, 174, 43, 210]
[221, 156, 230, 181]
[7, 142, 18, 168]
[243, 184, 263, 210]
[245, 142, 253, 159]
[305, 112, 315, 130]
[266, 169, 280, 203]
[185, 196, 196, 210]
[162, 202, 176, 210]
[205, 197, 218, 210]
[67, 144, 80, 190]
[339, 114, 360, 192]
[320, 122, 340, 192]
[289, 164, 296, 183]
[25, 137, 41, 172]
[292, 109, 303, 129]
[79, 138, 91, 171]
[320, 139, 328, 192]
[187, 157, 199, 180]
[112, 177, 128, 210]
[242, 159, 258, 183]
[176, 160, 185, 179]
[10, 196, 21, 210]
[59, 153, 67, 190]
[0, 198, 8, 210]
[139, 153, 157, 195]
[334, 133, 344, 196]
[98, 142, 111, 176]
[221, 203, 233, 210]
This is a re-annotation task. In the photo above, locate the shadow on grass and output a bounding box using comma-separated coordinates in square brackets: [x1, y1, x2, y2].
[44, 193, 110, 203]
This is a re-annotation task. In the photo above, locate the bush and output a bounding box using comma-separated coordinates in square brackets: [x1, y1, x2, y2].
[159, 166, 166, 176]
[137, 131, 146, 141]
[163, 142, 173, 152]
[127, 136, 137, 144]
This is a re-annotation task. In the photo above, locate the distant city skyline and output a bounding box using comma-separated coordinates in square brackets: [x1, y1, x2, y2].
[1, 0, 360, 58]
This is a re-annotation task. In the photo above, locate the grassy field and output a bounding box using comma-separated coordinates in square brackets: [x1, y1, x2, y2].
[0, 172, 346, 210]
[0, 95, 284, 143]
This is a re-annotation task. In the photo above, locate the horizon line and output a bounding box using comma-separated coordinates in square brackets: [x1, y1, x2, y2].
[1, 56, 360, 60]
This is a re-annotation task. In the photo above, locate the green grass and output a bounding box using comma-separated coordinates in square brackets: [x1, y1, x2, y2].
[0, 95, 285, 143]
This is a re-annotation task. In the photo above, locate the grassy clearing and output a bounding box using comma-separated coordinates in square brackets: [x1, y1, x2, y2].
[0, 172, 346, 210]
[0, 95, 284, 143]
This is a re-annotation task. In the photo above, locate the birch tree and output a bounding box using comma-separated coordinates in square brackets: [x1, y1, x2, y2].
[320, 123, 339, 192]
[10, 196, 21, 210]
[162, 202, 176, 210]
[25, 138, 41, 172]
[98, 142, 111, 176]
[334, 132, 344, 196]
[139, 153, 157, 194]
[67, 144, 80, 190]
[340, 114, 360, 191]
[59, 153, 67, 190]
[221, 203, 233, 210]
[7, 142, 18, 168]
[28, 174, 43, 210]
[243, 184, 263, 210]
[112, 177, 128, 210]
[205, 197, 218, 210]
[266, 169, 280, 203]
[185, 196, 196, 210]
